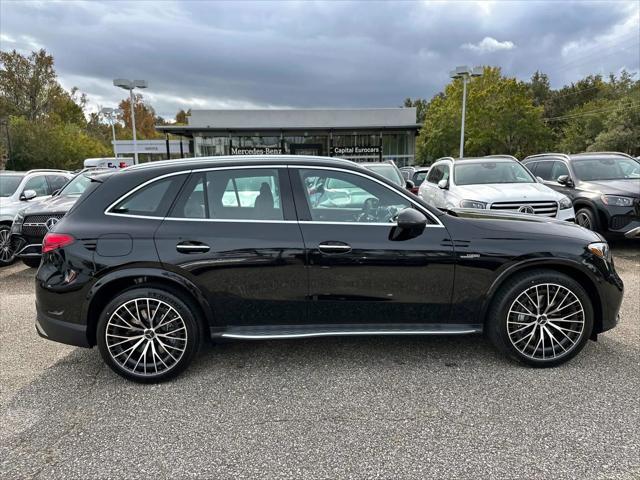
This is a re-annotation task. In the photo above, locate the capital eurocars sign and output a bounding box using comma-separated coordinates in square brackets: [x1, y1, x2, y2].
[230, 146, 283, 155]
[330, 146, 381, 156]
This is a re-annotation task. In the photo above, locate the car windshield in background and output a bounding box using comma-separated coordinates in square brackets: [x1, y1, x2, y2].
[572, 157, 640, 181]
[0, 175, 24, 197]
[413, 171, 429, 186]
[454, 161, 535, 185]
[365, 164, 404, 186]
[58, 173, 92, 196]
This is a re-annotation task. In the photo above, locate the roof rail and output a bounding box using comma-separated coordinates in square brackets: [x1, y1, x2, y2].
[571, 151, 634, 159]
[484, 154, 519, 161]
[26, 169, 70, 173]
[522, 153, 570, 161]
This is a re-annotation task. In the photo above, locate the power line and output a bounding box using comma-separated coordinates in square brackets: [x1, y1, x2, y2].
[543, 101, 640, 122]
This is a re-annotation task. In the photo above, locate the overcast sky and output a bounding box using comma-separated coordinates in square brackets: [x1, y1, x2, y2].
[1, 0, 638, 119]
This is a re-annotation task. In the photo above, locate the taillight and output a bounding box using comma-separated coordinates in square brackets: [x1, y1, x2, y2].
[42, 233, 75, 253]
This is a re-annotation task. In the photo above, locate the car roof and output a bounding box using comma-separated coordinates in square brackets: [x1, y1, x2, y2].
[523, 152, 635, 162]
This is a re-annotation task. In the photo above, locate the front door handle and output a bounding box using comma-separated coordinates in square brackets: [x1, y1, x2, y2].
[318, 242, 352, 254]
[176, 241, 210, 254]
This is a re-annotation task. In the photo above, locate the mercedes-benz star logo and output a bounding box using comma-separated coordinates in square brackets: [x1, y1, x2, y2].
[518, 205, 535, 215]
[45, 217, 59, 231]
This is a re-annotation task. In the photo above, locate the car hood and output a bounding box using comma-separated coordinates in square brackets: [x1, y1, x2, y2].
[450, 208, 601, 243]
[579, 179, 640, 197]
[21, 194, 79, 216]
[0, 197, 46, 217]
[453, 182, 562, 202]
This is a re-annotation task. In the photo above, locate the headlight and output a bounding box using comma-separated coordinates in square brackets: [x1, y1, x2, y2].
[588, 242, 611, 262]
[460, 200, 487, 209]
[601, 195, 634, 207]
[559, 196, 572, 209]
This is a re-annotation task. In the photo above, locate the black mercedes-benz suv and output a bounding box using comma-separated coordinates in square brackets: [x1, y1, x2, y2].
[35, 156, 624, 382]
[12, 169, 108, 268]
[522, 152, 640, 238]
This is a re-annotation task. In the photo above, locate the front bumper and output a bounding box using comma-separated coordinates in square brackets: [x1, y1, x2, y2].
[11, 233, 43, 258]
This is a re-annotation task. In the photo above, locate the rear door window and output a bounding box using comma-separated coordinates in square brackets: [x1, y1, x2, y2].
[171, 168, 284, 221]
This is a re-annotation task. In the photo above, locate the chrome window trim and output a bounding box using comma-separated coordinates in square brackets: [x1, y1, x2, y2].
[292, 165, 444, 227]
[164, 218, 297, 224]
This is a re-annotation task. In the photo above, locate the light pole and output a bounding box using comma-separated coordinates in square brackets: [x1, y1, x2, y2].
[100, 107, 123, 157]
[449, 66, 483, 158]
[113, 79, 148, 164]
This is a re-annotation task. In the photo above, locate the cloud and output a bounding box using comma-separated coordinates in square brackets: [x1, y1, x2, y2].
[462, 37, 516, 53]
[0, 1, 637, 119]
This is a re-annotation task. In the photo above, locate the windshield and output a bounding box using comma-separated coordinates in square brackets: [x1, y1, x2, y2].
[454, 161, 535, 186]
[572, 157, 640, 181]
[0, 175, 24, 197]
[364, 164, 404, 186]
[58, 173, 93, 195]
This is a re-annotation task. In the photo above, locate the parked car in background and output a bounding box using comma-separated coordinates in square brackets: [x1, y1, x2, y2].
[35, 155, 621, 382]
[0, 169, 72, 266]
[11, 169, 108, 268]
[409, 167, 431, 194]
[522, 152, 640, 238]
[399, 166, 416, 181]
[419, 156, 575, 221]
[84, 157, 134, 169]
[362, 161, 414, 190]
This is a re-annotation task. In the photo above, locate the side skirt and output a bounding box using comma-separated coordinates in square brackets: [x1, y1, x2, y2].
[211, 323, 482, 340]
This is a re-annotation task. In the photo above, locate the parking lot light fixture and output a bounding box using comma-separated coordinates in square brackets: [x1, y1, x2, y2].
[449, 66, 483, 158]
[100, 107, 123, 157]
[113, 79, 148, 164]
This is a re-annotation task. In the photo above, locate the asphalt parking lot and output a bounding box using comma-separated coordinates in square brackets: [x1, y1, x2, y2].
[1, 243, 639, 479]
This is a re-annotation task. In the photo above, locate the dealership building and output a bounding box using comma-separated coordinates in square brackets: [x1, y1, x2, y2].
[155, 108, 419, 166]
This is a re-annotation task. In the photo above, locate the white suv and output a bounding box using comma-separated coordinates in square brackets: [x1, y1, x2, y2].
[418, 156, 575, 221]
[0, 169, 72, 266]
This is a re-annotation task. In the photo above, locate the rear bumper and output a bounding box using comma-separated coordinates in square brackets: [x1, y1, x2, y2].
[36, 309, 90, 347]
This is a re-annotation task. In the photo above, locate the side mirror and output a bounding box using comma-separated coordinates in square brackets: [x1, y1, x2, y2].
[405, 180, 415, 190]
[437, 179, 448, 190]
[20, 189, 37, 201]
[557, 175, 573, 186]
[397, 208, 427, 230]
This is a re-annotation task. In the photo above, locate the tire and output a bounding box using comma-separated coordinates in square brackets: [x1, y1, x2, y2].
[97, 287, 202, 383]
[0, 225, 16, 267]
[486, 269, 594, 368]
[22, 257, 41, 268]
[575, 207, 599, 232]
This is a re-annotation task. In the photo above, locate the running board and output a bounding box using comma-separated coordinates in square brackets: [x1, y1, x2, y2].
[214, 323, 482, 340]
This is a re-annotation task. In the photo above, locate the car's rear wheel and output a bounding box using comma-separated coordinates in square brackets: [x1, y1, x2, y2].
[97, 287, 201, 383]
[487, 270, 593, 367]
[22, 257, 41, 268]
[0, 225, 16, 267]
[575, 207, 598, 232]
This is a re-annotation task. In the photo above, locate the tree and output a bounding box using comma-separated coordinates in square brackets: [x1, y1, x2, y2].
[175, 108, 191, 125]
[118, 93, 163, 139]
[402, 98, 428, 124]
[0, 49, 58, 121]
[416, 67, 550, 163]
[589, 96, 640, 154]
[528, 71, 551, 107]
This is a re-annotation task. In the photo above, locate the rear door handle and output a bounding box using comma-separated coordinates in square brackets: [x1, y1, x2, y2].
[318, 242, 352, 254]
[176, 242, 210, 254]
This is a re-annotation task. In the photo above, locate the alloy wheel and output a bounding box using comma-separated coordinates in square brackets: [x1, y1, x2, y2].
[105, 298, 188, 376]
[0, 228, 16, 264]
[507, 283, 585, 361]
[576, 212, 592, 229]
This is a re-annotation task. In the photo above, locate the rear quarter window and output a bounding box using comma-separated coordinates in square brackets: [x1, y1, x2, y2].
[109, 175, 186, 217]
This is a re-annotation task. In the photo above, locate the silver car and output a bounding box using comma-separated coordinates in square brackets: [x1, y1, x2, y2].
[0, 169, 72, 266]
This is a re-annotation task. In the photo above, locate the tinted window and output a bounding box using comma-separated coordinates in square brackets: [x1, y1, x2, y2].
[454, 161, 535, 185]
[23, 175, 50, 196]
[534, 161, 554, 181]
[47, 175, 69, 192]
[426, 165, 449, 184]
[524, 162, 538, 175]
[551, 162, 570, 181]
[0, 175, 24, 197]
[171, 169, 283, 221]
[111, 176, 184, 217]
[572, 157, 640, 180]
[413, 170, 429, 186]
[299, 169, 412, 224]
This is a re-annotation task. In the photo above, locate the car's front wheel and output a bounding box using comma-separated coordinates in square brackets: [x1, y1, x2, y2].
[575, 207, 598, 232]
[487, 270, 593, 367]
[0, 225, 16, 267]
[97, 287, 201, 382]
